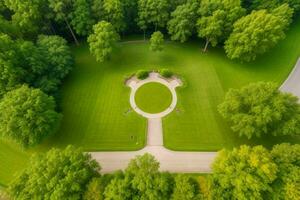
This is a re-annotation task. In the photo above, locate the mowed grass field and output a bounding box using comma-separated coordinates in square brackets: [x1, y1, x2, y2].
[135, 82, 173, 113]
[0, 17, 300, 185]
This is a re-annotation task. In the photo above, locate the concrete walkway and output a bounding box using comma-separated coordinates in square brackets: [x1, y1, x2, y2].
[91, 72, 218, 173]
[90, 58, 300, 173]
[280, 58, 300, 98]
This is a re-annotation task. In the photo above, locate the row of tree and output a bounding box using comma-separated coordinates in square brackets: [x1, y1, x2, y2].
[1, 0, 299, 62]
[3, 143, 299, 199]
[0, 33, 74, 147]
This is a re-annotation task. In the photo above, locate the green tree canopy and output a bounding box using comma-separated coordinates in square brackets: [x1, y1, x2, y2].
[218, 82, 300, 138]
[225, 5, 293, 61]
[88, 21, 120, 62]
[150, 31, 164, 52]
[35, 35, 74, 93]
[0, 85, 61, 147]
[105, 154, 173, 199]
[171, 174, 201, 200]
[83, 177, 105, 200]
[197, 0, 245, 50]
[70, 0, 95, 36]
[8, 145, 100, 199]
[137, 0, 169, 36]
[271, 143, 300, 200]
[168, 0, 199, 43]
[103, 0, 126, 32]
[211, 145, 278, 200]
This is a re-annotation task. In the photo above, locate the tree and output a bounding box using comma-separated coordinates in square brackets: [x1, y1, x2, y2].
[83, 178, 105, 200]
[218, 82, 300, 139]
[35, 35, 74, 93]
[0, 85, 61, 147]
[3, 0, 50, 36]
[197, 10, 225, 52]
[103, 0, 126, 32]
[0, 33, 24, 97]
[271, 143, 300, 200]
[197, 0, 245, 51]
[225, 5, 293, 61]
[137, 0, 169, 39]
[7, 145, 100, 199]
[171, 175, 201, 200]
[70, 0, 95, 36]
[211, 145, 278, 200]
[88, 21, 120, 62]
[49, 0, 79, 45]
[150, 31, 164, 52]
[167, 0, 199, 43]
[125, 153, 173, 200]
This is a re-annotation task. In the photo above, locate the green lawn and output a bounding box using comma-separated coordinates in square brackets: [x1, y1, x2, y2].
[135, 82, 172, 114]
[0, 17, 300, 185]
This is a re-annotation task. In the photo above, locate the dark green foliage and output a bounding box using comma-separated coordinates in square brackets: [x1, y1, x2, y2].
[7, 145, 100, 199]
[168, 0, 199, 43]
[137, 0, 169, 32]
[35, 35, 74, 93]
[0, 85, 61, 147]
[218, 82, 300, 138]
[211, 145, 278, 200]
[103, 0, 126, 32]
[136, 69, 149, 79]
[171, 174, 202, 200]
[271, 143, 300, 200]
[159, 69, 173, 78]
[0, 33, 73, 97]
[70, 0, 95, 36]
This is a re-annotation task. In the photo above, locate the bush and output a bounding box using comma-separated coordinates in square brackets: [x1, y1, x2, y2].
[136, 70, 149, 80]
[159, 69, 173, 78]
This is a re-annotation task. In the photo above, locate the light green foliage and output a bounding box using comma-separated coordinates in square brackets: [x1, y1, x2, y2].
[197, 10, 225, 51]
[159, 68, 173, 78]
[0, 85, 61, 147]
[171, 174, 201, 200]
[168, 0, 199, 43]
[218, 82, 300, 138]
[88, 21, 120, 62]
[7, 146, 100, 199]
[150, 31, 164, 52]
[137, 0, 169, 31]
[105, 154, 173, 199]
[0, 15, 21, 38]
[211, 145, 278, 200]
[271, 144, 300, 200]
[70, 0, 95, 36]
[225, 6, 293, 61]
[83, 178, 105, 200]
[198, 0, 245, 43]
[103, 0, 125, 32]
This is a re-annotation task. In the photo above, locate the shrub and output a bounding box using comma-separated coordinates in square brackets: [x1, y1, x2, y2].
[159, 69, 173, 78]
[136, 70, 150, 80]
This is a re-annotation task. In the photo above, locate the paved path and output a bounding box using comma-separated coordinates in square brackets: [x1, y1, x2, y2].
[91, 59, 300, 173]
[280, 58, 300, 98]
[91, 73, 218, 173]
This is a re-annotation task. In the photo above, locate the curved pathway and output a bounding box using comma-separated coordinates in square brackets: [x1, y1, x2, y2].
[91, 59, 300, 173]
